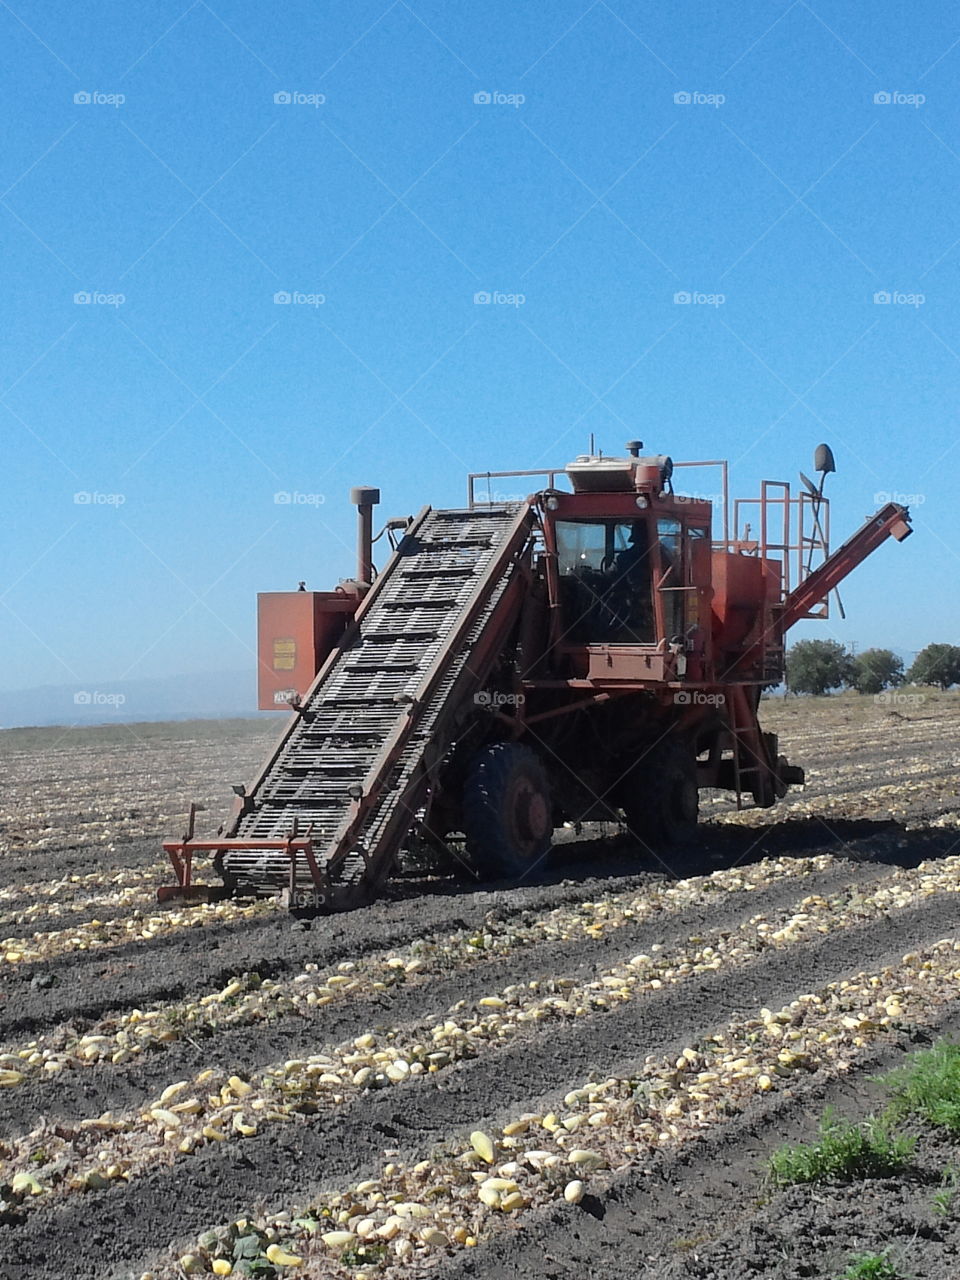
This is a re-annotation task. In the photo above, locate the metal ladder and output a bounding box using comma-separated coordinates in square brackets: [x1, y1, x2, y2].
[726, 682, 771, 810]
[220, 503, 534, 907]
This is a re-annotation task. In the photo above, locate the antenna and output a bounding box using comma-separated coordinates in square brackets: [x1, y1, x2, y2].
[588, 432, 595, 456]
[802, 443, 845, 619]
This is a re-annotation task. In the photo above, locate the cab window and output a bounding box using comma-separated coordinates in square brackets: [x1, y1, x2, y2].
[555, 519, 655, 643]
[657, 517, 684, 640]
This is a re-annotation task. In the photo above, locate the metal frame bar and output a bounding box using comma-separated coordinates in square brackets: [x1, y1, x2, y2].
[670, 459, 729, 546]
[468, 469, 566, 507]
[471, 459, 731, 543]
[162, 837, 325, 892]
[732, 485, 834, 605]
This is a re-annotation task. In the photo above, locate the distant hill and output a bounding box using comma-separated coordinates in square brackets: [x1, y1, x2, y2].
[0, 670, 271, 729]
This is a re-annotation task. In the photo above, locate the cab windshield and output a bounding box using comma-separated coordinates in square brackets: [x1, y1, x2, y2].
[555, 518, 655, 643]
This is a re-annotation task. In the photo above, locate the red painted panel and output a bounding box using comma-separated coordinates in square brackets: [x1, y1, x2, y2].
[256, 592, 356, 710]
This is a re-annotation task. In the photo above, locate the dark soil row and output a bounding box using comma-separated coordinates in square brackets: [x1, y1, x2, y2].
[4, 886, 959, 1280]
[0, 845, 667, 1040]
[5, 816, 950, 1042]
[0, 854, 888, 1137]
[0, 837, 169, 888]
[442, 1007, 960, 1280]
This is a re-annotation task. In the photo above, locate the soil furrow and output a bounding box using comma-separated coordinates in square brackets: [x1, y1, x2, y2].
[0, 835, 844, 1040]
[5, 818, 947, 1043]
[437, 1004, 960, 1280]
[4, 889, 959, 1280]
[0, 839, 170, 887]
[0, 856, 883, 1136]
[4, 702, 960, 1280]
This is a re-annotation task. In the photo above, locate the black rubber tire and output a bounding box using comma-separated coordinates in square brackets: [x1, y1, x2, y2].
[621, 739, 699, 848]
[463, 743, 553, 877]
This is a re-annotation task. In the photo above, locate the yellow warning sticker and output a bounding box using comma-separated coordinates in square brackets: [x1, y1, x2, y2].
[273, 639, 296, 671]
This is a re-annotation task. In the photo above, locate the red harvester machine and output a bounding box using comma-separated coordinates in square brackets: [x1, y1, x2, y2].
[160, 443, 912, 912]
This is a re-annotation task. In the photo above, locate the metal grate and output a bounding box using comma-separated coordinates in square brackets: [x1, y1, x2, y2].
[224, 504, 530, 893]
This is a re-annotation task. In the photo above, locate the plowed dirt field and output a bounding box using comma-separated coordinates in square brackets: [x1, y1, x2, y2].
[2, 693, 960, 1280]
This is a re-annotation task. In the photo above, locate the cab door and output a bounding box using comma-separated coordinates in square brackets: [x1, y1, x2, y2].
[655, 516, 712, 680]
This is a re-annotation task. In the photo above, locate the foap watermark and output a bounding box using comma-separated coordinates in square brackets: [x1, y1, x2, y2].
[874, 290, 924, 307]
[674, 91, 725, 108]
[74, 291, 125, 307]
[874, 90, 925, 108]
[473, 290, 526, 307]
[674, 290, 725, 307]
[274, 290, 325, 306]
[874, 691, 926, 707]
[479, 491, 527, 503]
[474, 690, 525, 708]
[74, 90, 125, 107]
[74, 491, 125, 506]
[473, 90, 525, 108]
[74, 690, 126, 707]
[472, 888, 514, 910]
[274, 490, 325, 507]
[674, 690, 726, 706]
[874, 489, 925, 506]
[675, 491, 724, 506]
[274, 90, 325, 107]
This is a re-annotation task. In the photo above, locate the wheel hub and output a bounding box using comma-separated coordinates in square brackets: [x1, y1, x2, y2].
[513, 779, 551, 846]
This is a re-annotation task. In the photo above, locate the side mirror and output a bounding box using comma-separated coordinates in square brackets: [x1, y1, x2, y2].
[814, 443, 836, 475]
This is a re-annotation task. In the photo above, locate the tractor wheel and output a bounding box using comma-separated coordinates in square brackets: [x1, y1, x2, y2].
[463, 743, 553, 877]
[622, 739, 699, 848]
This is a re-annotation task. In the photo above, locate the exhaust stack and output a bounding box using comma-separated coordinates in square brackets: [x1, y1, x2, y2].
[351, 486, 380, 586]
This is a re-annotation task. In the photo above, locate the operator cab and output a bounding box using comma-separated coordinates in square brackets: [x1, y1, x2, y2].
[542, 447, 710, 682]
[555, 516, 656, 644]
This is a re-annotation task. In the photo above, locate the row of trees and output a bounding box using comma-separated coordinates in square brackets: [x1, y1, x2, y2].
[784, 641, 960, 696]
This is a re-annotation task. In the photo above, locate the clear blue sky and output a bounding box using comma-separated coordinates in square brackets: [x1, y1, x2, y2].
[2, 0, 957, 696]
